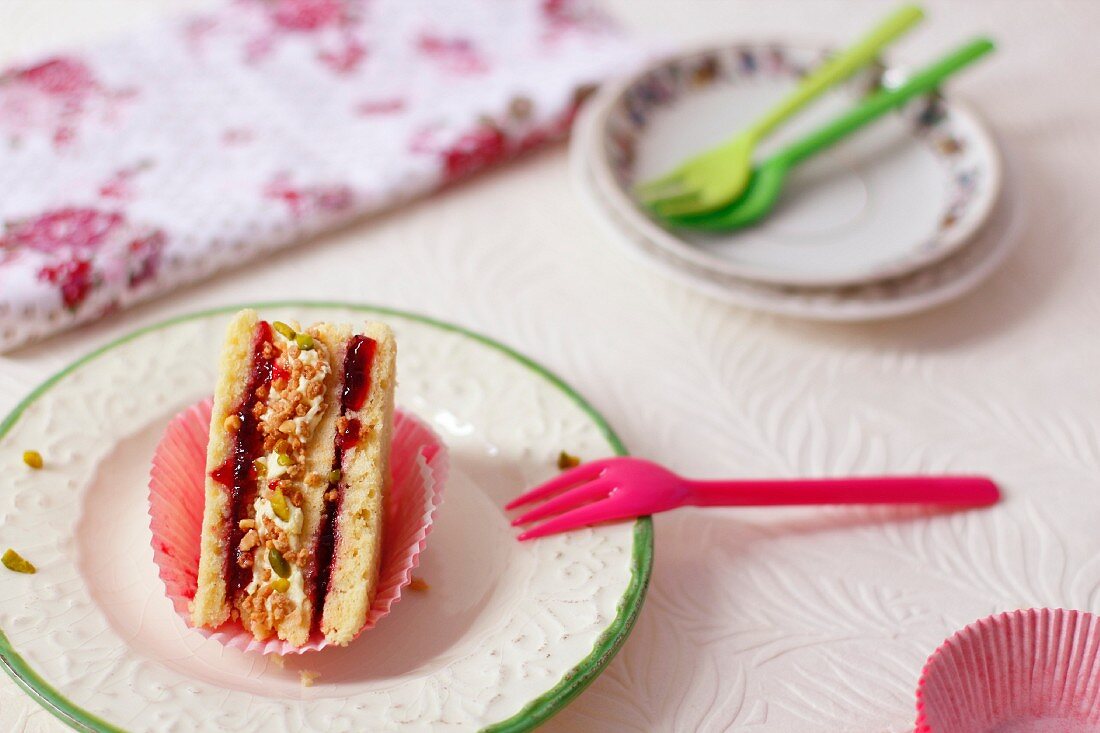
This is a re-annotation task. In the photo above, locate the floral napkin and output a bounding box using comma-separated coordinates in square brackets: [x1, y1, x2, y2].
[0, 0, 642, 351]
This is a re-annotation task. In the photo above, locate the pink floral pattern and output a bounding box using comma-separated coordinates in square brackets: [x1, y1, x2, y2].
[0, 56, 134, 147]
[0, 209, 165, 310]
[417, 88, 594, 185]
[241, 0, 370, 74]
[540, 0, 613, 42]
[264, 173, 356, 218]
[356, 98, 405, 116]
[12, 58, 98, 96]
[97, 161, 153, 201]
[221, 127, 256, 145]
[440, 124, 509, 182]
[0, 0, 641, 351]
[268, 0, 346, 30]
[183, 16, 220, 53]
[417, 34, 488, 75]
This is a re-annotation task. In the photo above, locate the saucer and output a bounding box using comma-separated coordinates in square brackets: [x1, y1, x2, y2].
[573, 92, 1022, 321]
[585, 42, 1002, 288]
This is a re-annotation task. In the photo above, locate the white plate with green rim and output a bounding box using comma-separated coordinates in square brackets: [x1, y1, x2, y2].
[0, 302, 652, 732]
[587, 42, 1002, 288]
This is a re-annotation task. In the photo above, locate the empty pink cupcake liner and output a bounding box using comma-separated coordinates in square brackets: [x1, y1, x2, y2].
[916, 608, 1100, 732]
[148, 397, 448, 655]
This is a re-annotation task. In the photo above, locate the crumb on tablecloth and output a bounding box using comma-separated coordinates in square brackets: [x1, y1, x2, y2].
[409, 576, 429, 592]
[557, 450, 580, 470]
[300, 669, 320, 687]
[270, 655, 285, 669]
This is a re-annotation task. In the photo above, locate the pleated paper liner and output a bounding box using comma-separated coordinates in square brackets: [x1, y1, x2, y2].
[916, 608, 1100, 732]
[148, 398, 448, 655]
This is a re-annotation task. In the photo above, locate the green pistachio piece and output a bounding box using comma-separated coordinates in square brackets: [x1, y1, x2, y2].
[273, 321, 296, 340]
[2, 549, 35, 574]
[269, 548, 291, 579]
[271, 488, 291, 521]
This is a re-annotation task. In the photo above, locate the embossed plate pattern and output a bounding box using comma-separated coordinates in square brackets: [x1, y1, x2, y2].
[0, 303, 652, 732]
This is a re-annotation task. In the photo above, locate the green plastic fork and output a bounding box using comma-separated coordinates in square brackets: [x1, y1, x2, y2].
[637, 3, 924, 218]
[664, 37, 995, 233]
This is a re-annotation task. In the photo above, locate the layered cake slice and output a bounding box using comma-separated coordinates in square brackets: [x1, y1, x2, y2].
[191, 309, 395, 647]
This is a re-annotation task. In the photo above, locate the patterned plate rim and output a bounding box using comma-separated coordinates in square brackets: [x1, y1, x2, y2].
[0, 300, 654, 733]
[571, 97, 1024, 321]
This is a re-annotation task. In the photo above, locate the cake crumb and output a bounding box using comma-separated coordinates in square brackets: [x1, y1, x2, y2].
[557, 450, 580, 470]
[300, 670, 320, 687]
[409, 576, 429, 592]
[269, 655, 285, 669]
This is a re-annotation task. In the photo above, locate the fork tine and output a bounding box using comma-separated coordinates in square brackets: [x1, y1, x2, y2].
[637, 180, 700, 206]
[504, 461, 608, 510]
[645, 188, 703, 213]
[636, 182, 690, 205]
[516, 497, 634, 541]
[634, 170, 687, 198]
[511, 479, 615, 526]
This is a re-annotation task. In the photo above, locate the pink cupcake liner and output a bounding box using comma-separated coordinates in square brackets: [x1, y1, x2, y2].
[148, 397, 448, 655]
[916, 608, 1100, 733]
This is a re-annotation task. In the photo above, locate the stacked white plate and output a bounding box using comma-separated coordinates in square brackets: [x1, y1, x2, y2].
[572, 42, 1022, 320]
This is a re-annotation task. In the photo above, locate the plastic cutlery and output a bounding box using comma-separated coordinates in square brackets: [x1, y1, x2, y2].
[665, 37, 995, 232]
[508, 457, 1000, 540]
[637, 4, 925, 217]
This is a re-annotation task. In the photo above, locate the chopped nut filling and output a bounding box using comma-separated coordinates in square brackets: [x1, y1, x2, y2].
[239, 529, 259, 552]
[234, 322, 331, 641]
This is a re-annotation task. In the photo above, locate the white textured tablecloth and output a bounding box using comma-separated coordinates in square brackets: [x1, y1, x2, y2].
[2, 1, 1098, 731]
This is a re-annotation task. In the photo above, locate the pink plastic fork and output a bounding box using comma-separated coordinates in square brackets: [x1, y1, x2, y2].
[507, 457, 1000, 541]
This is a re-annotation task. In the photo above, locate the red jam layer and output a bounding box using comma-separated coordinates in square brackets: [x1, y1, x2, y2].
[341, 335, 376, 411]
[313, 335, 377, 620]
[337, 418, 362, 450]
[209, 321, 277, 597]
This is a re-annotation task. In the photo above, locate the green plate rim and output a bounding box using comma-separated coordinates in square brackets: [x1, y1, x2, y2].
[0, 300, 653, 733]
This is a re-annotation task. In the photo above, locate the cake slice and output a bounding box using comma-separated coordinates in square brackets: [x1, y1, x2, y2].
[316, 322, 395, 644]
[191, 309, 395, 647]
